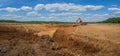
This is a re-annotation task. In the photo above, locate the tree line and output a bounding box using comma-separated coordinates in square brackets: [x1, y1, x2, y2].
[102, 17, 120, 23]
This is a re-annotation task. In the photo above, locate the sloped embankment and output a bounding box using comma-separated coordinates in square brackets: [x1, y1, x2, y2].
[0, 25, 73, 56]
[52, 27, 120, 56]
[0, 25, 120, 56]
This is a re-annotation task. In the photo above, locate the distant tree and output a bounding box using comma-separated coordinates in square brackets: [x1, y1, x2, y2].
[102, 17, 120, 23]
[0, 20, 17, 23]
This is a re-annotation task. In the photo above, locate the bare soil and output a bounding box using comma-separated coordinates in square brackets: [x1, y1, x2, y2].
[0, 23, 120, 56]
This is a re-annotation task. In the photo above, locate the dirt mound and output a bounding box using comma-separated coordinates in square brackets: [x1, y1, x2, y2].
[34, 30, 56, 38]
[0, 24, 120, 56]
[52, 27, 120, 56]
[0, 25, 73, 56]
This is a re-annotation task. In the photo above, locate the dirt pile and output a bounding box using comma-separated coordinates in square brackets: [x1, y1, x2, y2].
[0, 24, 73, 56]
[0, 24, 120, 56]
[53, 27, 120, 56]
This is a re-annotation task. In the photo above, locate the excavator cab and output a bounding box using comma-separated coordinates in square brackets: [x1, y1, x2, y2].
[73, 18, 87, 27]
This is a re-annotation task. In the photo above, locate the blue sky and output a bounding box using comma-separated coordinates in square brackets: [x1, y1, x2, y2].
[0, 0, 120, 22]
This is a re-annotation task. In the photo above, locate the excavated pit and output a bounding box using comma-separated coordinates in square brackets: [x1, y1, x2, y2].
[0, 24, 120, 56]
[52, 27, 120, 56]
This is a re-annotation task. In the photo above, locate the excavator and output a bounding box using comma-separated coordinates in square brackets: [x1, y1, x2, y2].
[73, 18, 87, 27]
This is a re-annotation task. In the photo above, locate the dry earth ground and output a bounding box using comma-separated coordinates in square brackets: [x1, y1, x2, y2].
[0, 23, 120, 56]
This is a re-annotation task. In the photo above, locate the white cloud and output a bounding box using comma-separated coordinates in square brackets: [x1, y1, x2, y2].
[83, 14, 110, 22]
[26, 11, 41, 16]
[2, 14, 23, 18]
[108, 8, 120, 11]
[114, 11, 120, 14]
[108, 8, 120, 14]
[0, 3, 104, 12]
[50, 12, 82, 16]
[0, 6, 32, 12]
[84, 5, 104, 10]
[84, 13, 109, 16]
[103, 14, 109, 16]
[1, 14, 25, 21]
[4, 7, 20, 12]
[2, 14, 17, 17]
[44, 3, 104, 12]
[112, 5, 117, 7]
[21, 6, 32, 11]
[34, 4, 44, 11]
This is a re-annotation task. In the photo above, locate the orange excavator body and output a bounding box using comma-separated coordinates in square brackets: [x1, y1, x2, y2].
[73, 18, 87, 27]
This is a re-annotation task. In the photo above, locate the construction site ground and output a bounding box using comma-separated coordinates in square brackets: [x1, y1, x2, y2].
[0, 23, 120, 56]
